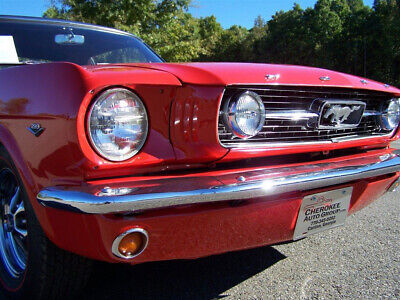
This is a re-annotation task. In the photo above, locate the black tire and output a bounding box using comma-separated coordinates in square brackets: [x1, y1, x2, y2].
[0, 147, 92, 299]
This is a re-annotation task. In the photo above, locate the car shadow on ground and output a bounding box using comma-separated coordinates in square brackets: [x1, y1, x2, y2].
[81, 246, 286, 300]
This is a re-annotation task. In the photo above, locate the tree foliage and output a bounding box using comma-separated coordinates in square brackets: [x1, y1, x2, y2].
[44, 0, 400, 86]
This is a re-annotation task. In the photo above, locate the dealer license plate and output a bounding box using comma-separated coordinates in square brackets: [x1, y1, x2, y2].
[293, 187, 352, 240]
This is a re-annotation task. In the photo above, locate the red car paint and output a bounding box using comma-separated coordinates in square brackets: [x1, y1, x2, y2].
[0, 61, 399, 263]
[37, 171, 399, 264]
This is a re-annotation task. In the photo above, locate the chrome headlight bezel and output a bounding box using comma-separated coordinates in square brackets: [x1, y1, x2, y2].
[87, 88, 148, 162]
[223, 91, 266, 139]
[381, 98, 400, 131]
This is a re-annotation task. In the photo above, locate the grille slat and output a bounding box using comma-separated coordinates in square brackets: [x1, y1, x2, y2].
[218, 86, 393, 147]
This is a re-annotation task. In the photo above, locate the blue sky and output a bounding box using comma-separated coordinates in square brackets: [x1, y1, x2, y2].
[0, 0, 375, 29]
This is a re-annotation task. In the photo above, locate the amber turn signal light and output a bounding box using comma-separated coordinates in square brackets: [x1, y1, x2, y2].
[112, 228, 148, 259]
[119, 232, 143, 256]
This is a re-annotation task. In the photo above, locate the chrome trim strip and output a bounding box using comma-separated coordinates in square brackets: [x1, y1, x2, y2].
[228, 86, 393, 97]
[224, 83, 399, 93]
[264, 110, 319, 120]
[262, 109, 381, 121]
[111, 228, 149, 259]
[220, 133, 393, 148]
[37, 150, 400, 214]
[216, 88, 228, 147]
[363, 110, 382, 117]
[259, 109, 379, 121]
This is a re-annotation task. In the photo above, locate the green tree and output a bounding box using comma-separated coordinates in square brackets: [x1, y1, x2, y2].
[367, 0, 400, 85]
[208, 25, 249, 61]
[258, 4, 316, 66]
[196, 15, 224, 60]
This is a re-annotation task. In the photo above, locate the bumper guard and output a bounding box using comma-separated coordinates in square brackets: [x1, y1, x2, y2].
[37, 150, 400, 214]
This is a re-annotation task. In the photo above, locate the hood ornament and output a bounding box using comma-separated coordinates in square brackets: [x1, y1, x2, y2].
[319, 76, 330, 81]
[265, 74, 279, 81]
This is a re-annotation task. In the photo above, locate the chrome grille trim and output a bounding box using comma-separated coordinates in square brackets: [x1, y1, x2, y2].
[263, 110, 319, 120]
[218, 86, 396, 148]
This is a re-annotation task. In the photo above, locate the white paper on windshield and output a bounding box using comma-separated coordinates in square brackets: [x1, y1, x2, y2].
[0, 36, 19, 63]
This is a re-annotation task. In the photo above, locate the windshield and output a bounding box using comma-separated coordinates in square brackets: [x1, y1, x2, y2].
[0, 19, 163, 65]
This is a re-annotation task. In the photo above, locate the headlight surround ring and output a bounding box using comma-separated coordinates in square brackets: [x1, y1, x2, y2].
[381, 98, 400, 131]
[87, 88, 148, 162]
[223, 91, 266, 139]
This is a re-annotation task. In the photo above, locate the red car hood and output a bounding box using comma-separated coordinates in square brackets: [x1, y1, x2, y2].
[103, 62, 400, 95]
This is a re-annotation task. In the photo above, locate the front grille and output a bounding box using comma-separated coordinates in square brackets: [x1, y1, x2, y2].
[218, 86, 395, 147]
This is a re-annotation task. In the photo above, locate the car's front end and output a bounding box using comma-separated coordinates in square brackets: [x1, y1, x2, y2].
[1, 15, 400, 298]
[35, 62, 400, 263]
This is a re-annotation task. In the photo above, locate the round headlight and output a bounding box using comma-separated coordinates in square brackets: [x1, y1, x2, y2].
[381, 99, 400, 131]
[88, 88, 148, 161]
[223, 91, 265, 138]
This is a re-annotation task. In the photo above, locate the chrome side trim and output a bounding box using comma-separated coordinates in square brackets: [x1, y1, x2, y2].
[37, 150, 400, 214]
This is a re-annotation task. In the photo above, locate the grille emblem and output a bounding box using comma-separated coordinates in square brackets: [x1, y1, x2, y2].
[318, 100, 366, 129]
[324, 105, 361, 125]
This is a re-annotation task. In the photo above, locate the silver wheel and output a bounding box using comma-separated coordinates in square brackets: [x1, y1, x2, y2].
[0, 168, 27, 279]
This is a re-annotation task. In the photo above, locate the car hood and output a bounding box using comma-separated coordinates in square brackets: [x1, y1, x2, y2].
[106, 62, 400, 95]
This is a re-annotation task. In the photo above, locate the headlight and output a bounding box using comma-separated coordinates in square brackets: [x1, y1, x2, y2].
[381, 98, 400, 131]
[88, 88, 148, 161]
[223, 91, 265, 138]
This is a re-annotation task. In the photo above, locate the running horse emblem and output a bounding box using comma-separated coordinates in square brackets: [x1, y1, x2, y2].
[323, 105, 362, 126]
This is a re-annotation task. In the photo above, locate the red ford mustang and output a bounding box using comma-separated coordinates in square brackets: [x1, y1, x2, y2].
[0, 15, 399, 298]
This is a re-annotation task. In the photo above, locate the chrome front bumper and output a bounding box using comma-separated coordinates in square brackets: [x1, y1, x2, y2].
[37, 150, 400, 214]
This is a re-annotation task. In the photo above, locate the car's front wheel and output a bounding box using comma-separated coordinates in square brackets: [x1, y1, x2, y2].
[0, 148, 92, 299]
